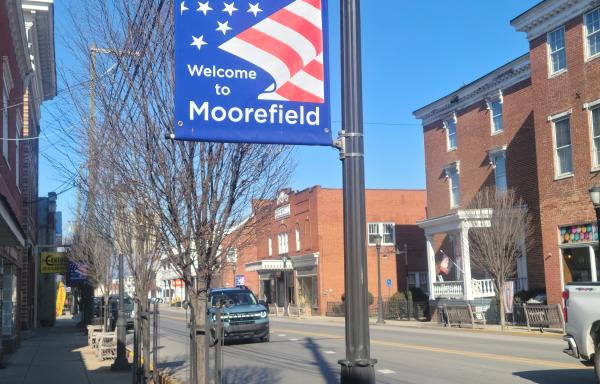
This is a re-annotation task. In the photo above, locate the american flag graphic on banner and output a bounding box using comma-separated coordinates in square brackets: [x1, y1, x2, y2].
[219, 0, 324, 102]
[173, 0, 331, 145]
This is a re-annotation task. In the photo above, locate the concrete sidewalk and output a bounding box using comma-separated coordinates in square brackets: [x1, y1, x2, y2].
[0, 315, 131, 384]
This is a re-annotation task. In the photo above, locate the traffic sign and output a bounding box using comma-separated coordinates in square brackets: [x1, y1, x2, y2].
[235, 274, 245, 286]
[385, 279, 392, 287]
[174, 0, 332, 145]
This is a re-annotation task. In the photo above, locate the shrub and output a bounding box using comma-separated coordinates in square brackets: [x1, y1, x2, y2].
[341, 291, 375, 305]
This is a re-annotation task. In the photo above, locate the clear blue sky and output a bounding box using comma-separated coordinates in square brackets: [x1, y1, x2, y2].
[39, 0, 540, 233]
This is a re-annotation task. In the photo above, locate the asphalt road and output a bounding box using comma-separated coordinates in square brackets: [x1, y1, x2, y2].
[155, 306, 597, 384]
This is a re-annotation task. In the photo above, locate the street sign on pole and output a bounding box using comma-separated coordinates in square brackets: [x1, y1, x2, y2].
[174, 0, 332, 145]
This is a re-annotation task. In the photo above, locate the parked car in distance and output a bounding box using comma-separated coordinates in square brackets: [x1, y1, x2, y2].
[108, 295, 135, 331]
[207, 286, 269, 343]
[562, 282, 600, 382]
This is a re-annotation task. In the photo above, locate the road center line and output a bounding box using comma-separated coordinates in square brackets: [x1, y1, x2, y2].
[271, 327, 585, 370]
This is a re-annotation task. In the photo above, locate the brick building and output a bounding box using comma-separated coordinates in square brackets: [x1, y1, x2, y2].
[222, 186, 427, 315]
[0, 0, 55, 354]
[413, 0, 600, 306]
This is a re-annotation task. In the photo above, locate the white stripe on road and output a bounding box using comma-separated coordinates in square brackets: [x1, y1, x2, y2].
[277, 334, 287, 337]
[323, 350, 336, 354]
[289, 338, 299, 341]
[378, 369, 395, 374]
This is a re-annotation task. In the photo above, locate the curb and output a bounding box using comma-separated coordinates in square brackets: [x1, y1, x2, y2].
[126, 347, 181, 384]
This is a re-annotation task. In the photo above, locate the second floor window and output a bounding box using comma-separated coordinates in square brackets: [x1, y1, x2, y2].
[592, 106, 600, 168]
[446, 166, 460, 208]
[490, 152, 507, 190]
[490, 100, 503, 133]
[368, 223, 395, 245]
[15, 112, 21, 187]
[278, 232, 288, 255]
[553, 117, 573, 176]
[586, 7, 600, 58]
[445, 117, 457, 150]
[295, 224, 301, 252]
[268, 237, 273, 256]
[2, 75, 8, 162]
[548, 26, 566, 75]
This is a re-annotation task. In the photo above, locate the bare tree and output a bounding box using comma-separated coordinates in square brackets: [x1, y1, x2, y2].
[467, 187, 533, 329]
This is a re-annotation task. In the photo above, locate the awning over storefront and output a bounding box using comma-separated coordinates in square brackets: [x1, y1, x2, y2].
[0, 194, 25, 247]
[245, 259, 294, 272]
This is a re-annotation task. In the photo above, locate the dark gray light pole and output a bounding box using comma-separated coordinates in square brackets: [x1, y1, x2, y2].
[111, 253, 130, 371]
[374, 235, 385, 325]
[282, 255, 289, 317]
[338, 0, 376, 382]
[589, 187, 600, 254]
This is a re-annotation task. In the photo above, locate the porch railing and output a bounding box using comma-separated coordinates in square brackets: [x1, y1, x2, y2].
[433, 278, 496, 299]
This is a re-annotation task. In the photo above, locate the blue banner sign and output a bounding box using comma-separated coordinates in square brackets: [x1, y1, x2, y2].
[67, 262, 87, 286]
[174, 0, 332, 145]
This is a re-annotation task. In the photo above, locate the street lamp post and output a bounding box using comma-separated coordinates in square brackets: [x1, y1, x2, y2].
[282, 255, 289, 317]
[374, 235, 385, 325]
[111, 253, 130, 371]
[589, 187, 600, 248]
[396, 244, 409, 294]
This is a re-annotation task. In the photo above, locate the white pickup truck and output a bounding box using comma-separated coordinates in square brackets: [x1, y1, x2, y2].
[562, 282, 600, 382]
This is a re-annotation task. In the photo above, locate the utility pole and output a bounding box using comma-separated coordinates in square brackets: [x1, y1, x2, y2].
[338, 0, 376, 382]
[111, 253, 130, 371]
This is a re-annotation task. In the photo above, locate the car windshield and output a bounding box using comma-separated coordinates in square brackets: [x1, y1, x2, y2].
[210, 291, 257, 307]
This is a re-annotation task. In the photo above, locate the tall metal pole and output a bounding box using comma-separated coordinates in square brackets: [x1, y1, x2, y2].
[338, 0, 376, 382]
[404, 244, 409, 294]
[283, 256, 289, 317]
[376, 242, 385, 325]
[112, 253, 130, 370]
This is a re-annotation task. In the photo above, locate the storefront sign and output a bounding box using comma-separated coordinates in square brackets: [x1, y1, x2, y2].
[67, 262, 87, 285]
[41, 252, 68, 274]
[560, 224, 598, 244]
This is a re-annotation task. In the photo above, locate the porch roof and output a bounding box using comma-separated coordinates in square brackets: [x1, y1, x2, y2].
[417, 209, 492, 236]
[245, 252, 319, 272]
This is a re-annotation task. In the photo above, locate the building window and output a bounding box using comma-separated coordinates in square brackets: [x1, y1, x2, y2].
[278, 232, 288, 255]
[585, 7, 600, 59]
[2, 73, 8, 163]
[295, 224, 300, 252]
[444, 115, 457, 150]
[268, 237, 272, 257]
[489, 150, 507, 190]
[548, 26, 566, 75]
[490, 100, 503, 133]
[553, 116, 573, 177]
[367, 222, 395, 245]
[15, 111, 21, 188]
[225, 248, 237, 263]
[592, 106, 600, 168]
[408, 272, 429, 291]
[445, 163, 460, 208]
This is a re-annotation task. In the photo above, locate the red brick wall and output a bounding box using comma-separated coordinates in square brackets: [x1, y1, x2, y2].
[529, 10, 600, 305]
[232, 187, 427, 315]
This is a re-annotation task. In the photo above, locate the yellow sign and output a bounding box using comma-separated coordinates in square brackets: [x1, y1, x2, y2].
[56, 281, 66, 317]
[41, 252, 68, 274]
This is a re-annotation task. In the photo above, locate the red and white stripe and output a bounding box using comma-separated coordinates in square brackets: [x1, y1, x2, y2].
[219, 0, 324, 103]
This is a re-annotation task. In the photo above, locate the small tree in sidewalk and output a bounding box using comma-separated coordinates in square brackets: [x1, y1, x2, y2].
[467, 187, 532, 329]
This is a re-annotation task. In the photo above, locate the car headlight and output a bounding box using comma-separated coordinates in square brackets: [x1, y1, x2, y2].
[211, 314, 216, 321]
[130, 310, 136, 319]
[260, 311, 267, 318]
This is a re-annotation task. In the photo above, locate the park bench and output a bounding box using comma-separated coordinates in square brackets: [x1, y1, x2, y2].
[523, 304, 565, 333]
[443, 304, 486, 329]
[96, 332, 117, 360]
[87, 325, 103, 348]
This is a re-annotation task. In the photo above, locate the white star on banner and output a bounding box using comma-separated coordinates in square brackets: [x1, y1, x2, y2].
[196, 1, 212, 15]
[190, 35, 207, 50]
[180, 1, 189, 15]
[216, 21, 232, 35]
[223, 2, 238, 16]
[247, 3, 262, 17]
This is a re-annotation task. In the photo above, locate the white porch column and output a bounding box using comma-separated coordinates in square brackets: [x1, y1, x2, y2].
[460, 225, 473, 301]
[590, 245, 598, 282]
[426, 234, 436, 300]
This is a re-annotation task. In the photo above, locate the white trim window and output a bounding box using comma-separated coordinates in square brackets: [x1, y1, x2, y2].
[490, 100, 503, 134]
[591, 105, 600, 169]
[295, 224, 301, 252]
[15, 110, 21, 187]
[445, 163, 460, 208]
[585, 6, 600, 59]
[2, 69, 9, 162]
[444, 114, 457, 151]
[367, 222, 395, 246]
[553, 116, 573, 177]
[278, 232, 288, 255]
[225, 248, 237, 263]
[489, 149, 507, 190]
[548, 26, 566, 75]
[268, 237, 273, 257]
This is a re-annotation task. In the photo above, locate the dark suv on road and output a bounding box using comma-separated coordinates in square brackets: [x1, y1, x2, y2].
[208, 286, 269, 342]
